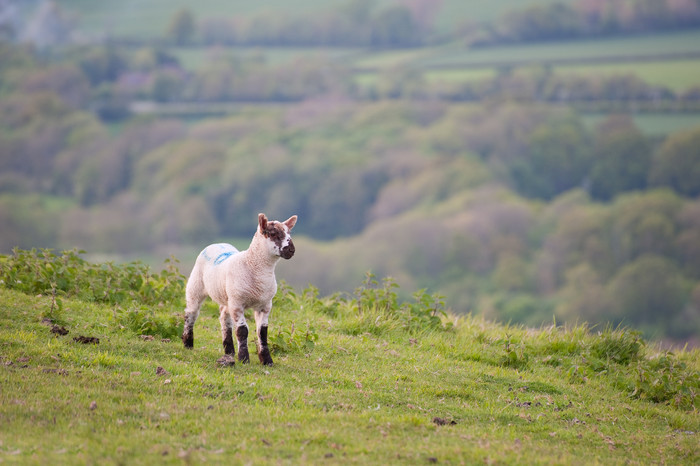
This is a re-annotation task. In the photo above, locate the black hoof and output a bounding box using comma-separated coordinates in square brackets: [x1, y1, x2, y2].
[182, 331, 193, 348]
[259, 347, 273, 366]
[238, 348, 250, 364]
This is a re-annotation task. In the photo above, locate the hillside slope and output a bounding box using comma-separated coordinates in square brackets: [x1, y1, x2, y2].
[0, 254, 697, 464]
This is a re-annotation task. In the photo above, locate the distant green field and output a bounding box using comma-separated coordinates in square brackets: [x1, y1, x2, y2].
[418, 58, 700, 92]
[349, 30, 700, 94]
[58, 0, 548, 39]
[61, 0, 343, 39]
[414, 30, 700, 69]
[557, 59, 700, 92]
[170, 46, 364, 70]
[582, 112, 700, 136]
[433, 0, 577, 33]
[425, 67, 497, 83]
[351, 68, 496, 88]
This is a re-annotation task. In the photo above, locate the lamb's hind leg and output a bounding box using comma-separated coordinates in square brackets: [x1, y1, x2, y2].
[219, 306, 234, 355]
[182, 290, 205, 349]
[230, 303, 250, 363]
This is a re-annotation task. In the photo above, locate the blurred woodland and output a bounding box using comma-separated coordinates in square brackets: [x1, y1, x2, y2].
[1, 0, 700, 342]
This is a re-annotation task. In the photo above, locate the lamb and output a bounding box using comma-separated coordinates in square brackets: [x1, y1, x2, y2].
[181, 213, 297, 366]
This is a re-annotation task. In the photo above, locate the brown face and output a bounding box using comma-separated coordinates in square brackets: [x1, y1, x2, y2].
[262, 221, 295, 259]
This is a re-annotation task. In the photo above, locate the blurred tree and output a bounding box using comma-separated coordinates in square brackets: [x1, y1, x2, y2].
[589, 115, 652, 200]
[200, 17, 237, 45]
[75, 46, 128, 85]
[491, 254, 532, 292]
[166, 8, 196, 45]
[0, 0, 19, 41]
[0, 93, 100, 191]
[649, 126, 700, 197]
[151, 69, 184, 102]
[499, 3, 582, 41]
[340, 0, 374, 25]
[607, 254, 689, 336]
[511, 115, 592, 199]
[555, 262, 611, 323]
[542, 202, 614, 281]
[609, 190, 681, 265]
[20, 64, 90, 109]
[308, 167, 387, 239]
[675, 201, 700, 277]
[494, 293, 554, 327]
[0, 194, 59, 251]
[22, 0, 76, 48]
[133, 139, 225, 197]
[399, 0, 443, 38]
[371, 5, 420, 47]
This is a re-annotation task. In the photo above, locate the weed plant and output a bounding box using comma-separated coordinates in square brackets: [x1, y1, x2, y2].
[0, 248, 185, 309]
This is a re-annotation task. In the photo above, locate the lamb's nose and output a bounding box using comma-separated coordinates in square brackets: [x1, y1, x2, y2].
[282, 241, 295, 259]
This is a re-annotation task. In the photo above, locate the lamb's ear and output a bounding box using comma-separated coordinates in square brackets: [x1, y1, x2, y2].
[284, 215, 297, 230]
[258, 213, 268, 234]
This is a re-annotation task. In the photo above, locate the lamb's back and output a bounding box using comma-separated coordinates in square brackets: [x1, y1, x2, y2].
[198, 243, 241, 304]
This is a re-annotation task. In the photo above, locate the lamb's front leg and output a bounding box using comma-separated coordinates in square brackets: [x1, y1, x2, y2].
[230, 303, 250, 363]
[254, 307, 273, 366]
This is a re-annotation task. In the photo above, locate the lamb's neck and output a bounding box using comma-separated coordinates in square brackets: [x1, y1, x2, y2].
[245, 234, 281, 270]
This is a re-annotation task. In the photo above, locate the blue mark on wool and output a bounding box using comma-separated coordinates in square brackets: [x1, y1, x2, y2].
[214, 251, 235, 265]
[201, 244, 238, 265]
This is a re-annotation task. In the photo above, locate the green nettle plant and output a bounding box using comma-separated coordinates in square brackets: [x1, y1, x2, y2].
[633, 354, 699, 410]
[345, 272, 452, 335]
[110, 306, 183, 340]
[269, 321, 319, 355]
[0, 248, 185, 309]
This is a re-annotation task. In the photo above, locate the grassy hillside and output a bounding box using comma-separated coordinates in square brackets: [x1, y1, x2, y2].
[0, 252, 698, 463]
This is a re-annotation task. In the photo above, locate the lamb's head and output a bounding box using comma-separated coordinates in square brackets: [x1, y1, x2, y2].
[258, 213, 297, 260]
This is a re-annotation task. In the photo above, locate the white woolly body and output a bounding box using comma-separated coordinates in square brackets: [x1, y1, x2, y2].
[188, 240, 279, 319]
[182, 213, 297, 366]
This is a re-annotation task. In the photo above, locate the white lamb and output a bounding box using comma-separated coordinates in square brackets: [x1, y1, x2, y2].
[182, 213, 297, 366]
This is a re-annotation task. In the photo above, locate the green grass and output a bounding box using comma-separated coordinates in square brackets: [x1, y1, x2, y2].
[1, 253, 698, 464]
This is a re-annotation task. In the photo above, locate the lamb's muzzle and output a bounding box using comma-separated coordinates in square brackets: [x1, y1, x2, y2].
[181, 213, 298, 366]
[280, 240, 295, 259]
